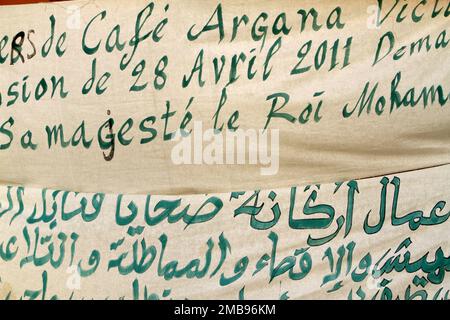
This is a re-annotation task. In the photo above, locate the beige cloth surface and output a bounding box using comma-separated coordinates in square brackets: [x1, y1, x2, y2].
[0, 164, 449, 299]
[0, 0, 448, 299]
[0, 0, 448, 195]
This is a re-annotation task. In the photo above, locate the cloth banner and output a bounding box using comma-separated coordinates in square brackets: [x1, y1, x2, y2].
[0, 0, 449, 299]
